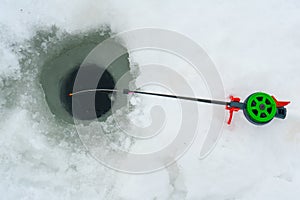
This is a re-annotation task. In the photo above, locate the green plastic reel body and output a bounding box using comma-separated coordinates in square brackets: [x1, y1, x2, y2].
[243, 92, 277, 125]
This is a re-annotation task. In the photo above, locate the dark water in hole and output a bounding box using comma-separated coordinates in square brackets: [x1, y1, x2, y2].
[60, 64, 115, 120]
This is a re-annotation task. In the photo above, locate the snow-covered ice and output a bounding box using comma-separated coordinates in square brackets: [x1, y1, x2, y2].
[0, 0, 300, 199]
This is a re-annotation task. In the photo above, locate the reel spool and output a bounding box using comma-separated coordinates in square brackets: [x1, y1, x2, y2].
[243, 92, 277, 125]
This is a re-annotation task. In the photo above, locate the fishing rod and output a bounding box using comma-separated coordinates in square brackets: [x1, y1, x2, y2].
[69, 89, 290, 125]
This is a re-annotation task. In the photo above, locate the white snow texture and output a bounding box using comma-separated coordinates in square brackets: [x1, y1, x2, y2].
[0, 0, 300, 200]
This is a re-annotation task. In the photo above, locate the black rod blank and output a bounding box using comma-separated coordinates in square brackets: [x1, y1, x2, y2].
[123, 89, 229, 106]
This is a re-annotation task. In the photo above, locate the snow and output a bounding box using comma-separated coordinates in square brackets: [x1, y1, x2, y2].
[1, 0, 300, 199]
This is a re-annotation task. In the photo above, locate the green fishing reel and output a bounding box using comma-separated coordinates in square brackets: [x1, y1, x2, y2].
[227, 92, 290, 125]
[244, 92, 281, 125]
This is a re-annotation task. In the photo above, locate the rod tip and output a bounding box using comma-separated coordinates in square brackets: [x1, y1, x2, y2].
[68, 93, 73, 97]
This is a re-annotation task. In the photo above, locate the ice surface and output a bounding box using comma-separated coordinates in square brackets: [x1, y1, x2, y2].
[0, 0, 300, 199]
